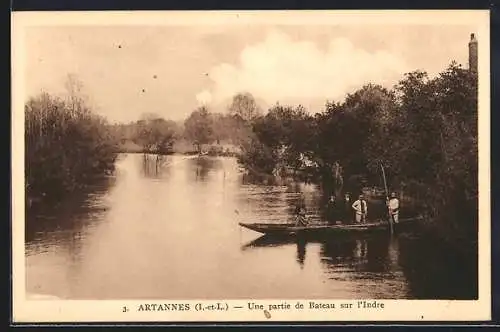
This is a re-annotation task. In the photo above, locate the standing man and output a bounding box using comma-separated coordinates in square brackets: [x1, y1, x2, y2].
[352, 194, 368, 224]
[387, 192, 400, 225]
[343, 192, 352, 223]
[325, 195, 337, 225]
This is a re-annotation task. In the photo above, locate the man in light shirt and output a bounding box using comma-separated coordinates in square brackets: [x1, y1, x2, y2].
[387, 192, 400, 224]
[352, 194, 368, 223]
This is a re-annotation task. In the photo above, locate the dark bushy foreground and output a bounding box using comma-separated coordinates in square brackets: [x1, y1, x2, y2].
[25, 92, 118, 205]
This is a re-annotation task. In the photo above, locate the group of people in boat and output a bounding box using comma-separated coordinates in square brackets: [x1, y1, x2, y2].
[294, 191, 400, 226]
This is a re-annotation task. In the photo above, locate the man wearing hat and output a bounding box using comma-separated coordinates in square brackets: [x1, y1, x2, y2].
[352, 194, 368, 223]
[387, 192, 400, 224]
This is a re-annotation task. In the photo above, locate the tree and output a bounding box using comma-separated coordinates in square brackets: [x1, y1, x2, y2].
[25, 88, 117, 203]
[133, 116, 178, 154]
[184, 106, 214, 152]
[238, 103, 315, 180]
[369, 62, 478, 241]
[228, 92, 262, 122]
[237, 138, 277, 177]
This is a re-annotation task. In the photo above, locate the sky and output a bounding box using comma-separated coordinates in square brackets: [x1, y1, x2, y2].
[24, 23, 479, 124]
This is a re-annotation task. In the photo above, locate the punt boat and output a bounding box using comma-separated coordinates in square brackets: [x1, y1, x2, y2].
[238, 216, 423, 237]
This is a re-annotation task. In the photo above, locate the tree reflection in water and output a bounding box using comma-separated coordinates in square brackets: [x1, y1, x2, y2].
[188, 156, 223, 182]
[141, 154, 170, 179]
[25, 174, 117, 291]
[397, 233, 478, 300]
[26, 175, 116, 245]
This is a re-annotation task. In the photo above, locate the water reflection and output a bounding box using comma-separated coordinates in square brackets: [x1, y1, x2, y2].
[322, 235, 395, 275]
[397, 234, 478, 300]
[140, 154, 171, 179]
[25, 175, 118, 299]
[26, 175, 116, 246]
[187, 156, 223, 182]
[242, 233, 396, 276]
[241, 236, 308, 269]
[296, 238, 307, 268]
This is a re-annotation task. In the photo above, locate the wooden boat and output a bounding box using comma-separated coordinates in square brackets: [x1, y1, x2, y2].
[238, 216, 423, 237]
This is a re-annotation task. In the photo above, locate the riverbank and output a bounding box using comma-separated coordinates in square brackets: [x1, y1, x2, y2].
[115, 139, 241, 157]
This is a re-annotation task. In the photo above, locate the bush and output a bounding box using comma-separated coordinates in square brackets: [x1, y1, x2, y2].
[25, 92, 118, 204]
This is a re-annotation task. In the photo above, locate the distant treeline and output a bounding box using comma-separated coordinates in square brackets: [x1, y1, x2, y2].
[109, 106, 252, 156]
[107, 92, 263, 156]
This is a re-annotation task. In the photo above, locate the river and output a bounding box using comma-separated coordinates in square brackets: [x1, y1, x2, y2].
[25, 153, 477, 300]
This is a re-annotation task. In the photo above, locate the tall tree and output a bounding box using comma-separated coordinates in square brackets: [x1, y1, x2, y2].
[228, 92, 262, 122]
[184, 106, 214, 152]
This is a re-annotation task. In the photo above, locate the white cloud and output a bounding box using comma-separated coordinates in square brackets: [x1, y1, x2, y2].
[195, 90, 213, 106]
[200, 29, 411, 111]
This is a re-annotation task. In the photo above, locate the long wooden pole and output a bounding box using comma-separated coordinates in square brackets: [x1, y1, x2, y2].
[380, 162, 394, 234]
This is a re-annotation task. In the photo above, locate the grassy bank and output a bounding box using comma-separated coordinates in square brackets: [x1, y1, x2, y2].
[115, 139, 241, 157]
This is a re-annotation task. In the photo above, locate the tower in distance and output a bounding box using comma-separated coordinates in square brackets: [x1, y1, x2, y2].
[468, 33, 478, 74]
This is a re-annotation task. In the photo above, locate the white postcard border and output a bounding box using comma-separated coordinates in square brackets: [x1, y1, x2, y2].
[11, 10, 491, 323]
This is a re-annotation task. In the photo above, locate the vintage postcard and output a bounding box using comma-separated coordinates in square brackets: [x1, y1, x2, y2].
[11, 10, 491, 323]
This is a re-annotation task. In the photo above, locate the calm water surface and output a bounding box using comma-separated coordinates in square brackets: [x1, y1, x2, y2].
[25, 154, 477, 300]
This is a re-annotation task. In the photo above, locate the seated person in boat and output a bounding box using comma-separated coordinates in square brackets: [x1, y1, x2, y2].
[352, 194, 368, 223]
[295, 207, 308, 226]
[294, 193, 308, 226]
[387, 192, 400, 224]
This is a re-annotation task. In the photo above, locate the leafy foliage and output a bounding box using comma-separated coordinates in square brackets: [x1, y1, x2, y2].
[25, 91, 118, 202]
[133, 115, 178, 154]
[183, 106, 215, 152]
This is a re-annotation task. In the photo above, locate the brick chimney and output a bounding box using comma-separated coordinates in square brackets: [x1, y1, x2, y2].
[468, 33, 478, 74]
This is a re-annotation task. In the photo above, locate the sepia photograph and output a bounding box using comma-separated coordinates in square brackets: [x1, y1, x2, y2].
[11, 10, 490, 322]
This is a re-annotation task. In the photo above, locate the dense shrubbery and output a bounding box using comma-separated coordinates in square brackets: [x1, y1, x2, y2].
[25, 91, 118, 204]
[236, 62, 478, 242]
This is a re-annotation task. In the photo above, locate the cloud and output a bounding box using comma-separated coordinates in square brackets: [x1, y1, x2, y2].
[196, 90, 213, 106]
[200, 29, 411, 112]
